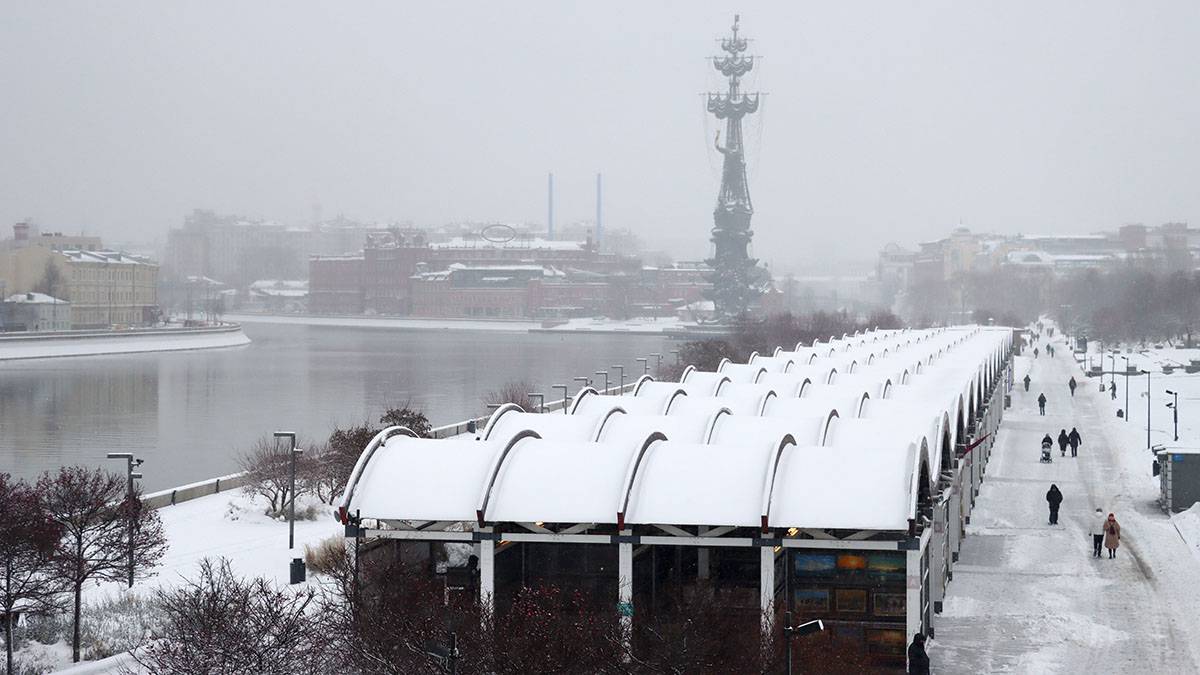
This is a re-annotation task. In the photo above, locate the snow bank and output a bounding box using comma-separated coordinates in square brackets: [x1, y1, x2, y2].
[1173, 503, 1200, 561]
[227, 312, 538, 333]
[0, 326, 249, 361]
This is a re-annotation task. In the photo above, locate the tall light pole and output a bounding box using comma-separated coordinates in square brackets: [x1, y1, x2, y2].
[1121, 356, 1130, 422]
[650, 352, 663, 376]
[1166, 389, 1179, 442]
[1109, 352, 1117, 390]
[526, 392, 545, 413]
[552, 384, 569, 414]
[1142, 371, 1151, 449]
[636, 357, 649, 376]
[611, 364, 625, 391]
[105, 452, 144, 588]
[273, 432, 302, 549]
[595, 370, 610, 393]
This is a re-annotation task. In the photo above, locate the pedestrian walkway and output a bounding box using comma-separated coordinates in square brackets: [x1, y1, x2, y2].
[933, 334, 1200, 673]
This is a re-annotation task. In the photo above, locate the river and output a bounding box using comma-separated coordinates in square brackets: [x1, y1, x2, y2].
[0, 322, 669, 490]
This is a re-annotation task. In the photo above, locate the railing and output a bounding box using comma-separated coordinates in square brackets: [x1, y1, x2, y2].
[0, 322, 243, 343]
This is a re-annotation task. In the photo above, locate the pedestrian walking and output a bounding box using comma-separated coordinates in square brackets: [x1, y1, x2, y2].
[1091, 508, 1105, 557]
[907, 633, 930, 675]
[1034, 347, 1040, 359]
[1104, 513, 1121, 558]
[1068, 427, 1082, 457]
[1068, 376, 1077, 397]
[1023, 374, 1031, 391]
[1038, 392, 1047, 415]
[1110, 381, 1117, 400]
[1058, 429, 1069, 456]
[1046, 484, 1063, 525]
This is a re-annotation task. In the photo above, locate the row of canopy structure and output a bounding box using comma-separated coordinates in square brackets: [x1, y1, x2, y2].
[337, 325, 1014, 668]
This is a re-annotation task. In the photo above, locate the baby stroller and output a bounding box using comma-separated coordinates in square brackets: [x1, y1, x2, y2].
[1040, 440, 1053, 463]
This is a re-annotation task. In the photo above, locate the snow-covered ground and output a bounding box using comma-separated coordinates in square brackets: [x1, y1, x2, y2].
[0, 327, 250, 361]
[934, 331, 1200, 673]
[529, 316, 695, 334]
[11, 491, 341, 673]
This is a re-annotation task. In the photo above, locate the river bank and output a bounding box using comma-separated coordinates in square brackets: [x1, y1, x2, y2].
[0, 323, 250, 361]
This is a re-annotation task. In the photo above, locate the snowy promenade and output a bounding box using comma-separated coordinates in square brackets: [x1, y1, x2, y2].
[935, 337, 1200, 673]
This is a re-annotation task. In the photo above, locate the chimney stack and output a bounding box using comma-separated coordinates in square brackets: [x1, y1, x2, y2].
[595, 173, 603, 249]
[547, 173, 555, 240]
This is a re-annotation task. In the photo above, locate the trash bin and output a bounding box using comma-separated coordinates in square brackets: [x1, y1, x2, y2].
[290, 557, 306, 584]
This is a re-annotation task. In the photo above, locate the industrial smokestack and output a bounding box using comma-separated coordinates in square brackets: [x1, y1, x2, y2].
[595, 173, 603, 249]
[547, 172, 555, 240]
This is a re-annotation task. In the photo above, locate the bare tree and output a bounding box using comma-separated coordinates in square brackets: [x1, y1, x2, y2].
[135, 558, 331, 674]
[37, 466, 167, 663]
[483, 380, 536, 412]
[0, 474, 66, 675]
[238, 436, 306, 515]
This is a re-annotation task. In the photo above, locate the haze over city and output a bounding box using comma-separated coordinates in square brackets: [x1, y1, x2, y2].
[3, 1, 1198, 271]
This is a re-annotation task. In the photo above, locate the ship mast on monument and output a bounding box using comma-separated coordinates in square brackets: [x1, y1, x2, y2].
[705, 14, 769, 320]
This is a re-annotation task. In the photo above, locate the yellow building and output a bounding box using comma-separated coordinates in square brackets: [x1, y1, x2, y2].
[0, 246, 159, 329]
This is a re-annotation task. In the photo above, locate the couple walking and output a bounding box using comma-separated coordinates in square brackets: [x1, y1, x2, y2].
[1046, 489, 1123, 558]
[1092, 509, 1122, 558]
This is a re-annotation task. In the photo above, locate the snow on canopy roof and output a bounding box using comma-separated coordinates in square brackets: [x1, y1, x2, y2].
[757, 373, 813, 397]
[598, 412, 722, 446]
[670, 392, 771, 417]
[623, 437, 793, 527]
[768, 440, 927, 531]
[748, 355, 795, 373]
[761, 397, 841, 422]
[718, 362, 768, 383]
[344, 434, 519, 522]
[722, 381, 802, 400]
[776, 365, 837, 386]
[340, 326, 1008, 532]
[710, 414, 831, 449]
[679, 369, 732, 394]
[776, 349, 818, 364]
[573, 391, 683, 417]
[484, 405, 620, 443]
[637, 380, 723, 401]
[826, 373, 893, 400]
[484, 435, 660, 524]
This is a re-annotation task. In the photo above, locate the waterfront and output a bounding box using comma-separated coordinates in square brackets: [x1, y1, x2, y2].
[1, 322, 668, 490]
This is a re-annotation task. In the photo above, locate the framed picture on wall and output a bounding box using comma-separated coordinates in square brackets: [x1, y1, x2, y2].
[873, 592, 906, 617]
[835, 588, 867, 613]
[793, 588, 830, 613]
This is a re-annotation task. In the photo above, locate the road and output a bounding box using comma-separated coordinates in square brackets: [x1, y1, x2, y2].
[934, 333, 1200, 673]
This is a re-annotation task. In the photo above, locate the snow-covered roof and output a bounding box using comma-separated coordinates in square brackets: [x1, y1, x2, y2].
[339, 325, 1013, 533]
[4, 292, 67, 304]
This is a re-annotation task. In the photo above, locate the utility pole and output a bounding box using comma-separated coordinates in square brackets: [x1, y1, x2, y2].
[1121, 356, 1130, 422]
[636, 357, 649, 375]
[1144, 371, 1151, 449]
[105, 452, 144, 588]
[1166, 389, 1179, 442]
[274, 432, 302, 549]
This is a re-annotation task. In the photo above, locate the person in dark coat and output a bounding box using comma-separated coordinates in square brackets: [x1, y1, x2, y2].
[1057, 429, 1069, 456]
[1038, 392, 1047, 415]
[1034, 347, 1040, 359]
[1068, 427, 1082, 457]
[1023, 373, 1031, 391]
[1068, 376, 1077, 397]
[1046, 484, 1063, 524]
[907, 633, 930, 675]
[1111, 381, 1118, 400]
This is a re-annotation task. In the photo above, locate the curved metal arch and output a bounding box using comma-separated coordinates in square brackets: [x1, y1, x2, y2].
[852, 391, 870, 418]
[758, 434, 800, 532]
[880, 379, 893, 399]
[754, 390, 778, 416]
[568, 387, 600, 415]
[745, 350, 760, 364]
[589, 405, 630, 442]
[818, 409, 840, 446]
[474, 429, 545, 526]
[615, 431, 672, 529]
[679, 364, 697, 383]
[661, 388, 690, 414]
[631, 374, 655, 395]
[710, 374, 735, 396]
[826, 367, 838, 384]
[481, 402, 526, 441]
[336, 425, 420, 521]
[716, 357, 733, 372]
[796, 377, 813, 397]
[906, 436, 934, 523]
[703, 407, 735, 443]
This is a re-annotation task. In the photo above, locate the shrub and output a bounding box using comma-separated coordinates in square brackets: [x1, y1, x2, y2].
[483, 380, 536, 411]
[304, 536, 345, 578]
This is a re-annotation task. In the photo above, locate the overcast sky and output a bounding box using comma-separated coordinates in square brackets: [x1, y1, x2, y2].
[2, 1, 1197, 271]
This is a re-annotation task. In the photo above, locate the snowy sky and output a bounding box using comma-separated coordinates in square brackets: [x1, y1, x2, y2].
[1, 1, 1197, 271]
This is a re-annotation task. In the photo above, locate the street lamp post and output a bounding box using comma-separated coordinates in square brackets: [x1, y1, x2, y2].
[650, 352, 663, 375]
[1121, 356, 1130, 422]
[1166, 389, 1179, 442]
[595, 371, 610, 393]
[611, 365, 625, 391]
[527, 392, 545, 413]
[1141, 371, 1151, 449]
[552, 384, 569, 414]
[636, 357, 649, 376]
[1110, 352, 1117, 390]
[273, 432, 302, 549]
[782, 612, 825, 675]
[105, 452, 144, 588]
[670, 349, 681, 365]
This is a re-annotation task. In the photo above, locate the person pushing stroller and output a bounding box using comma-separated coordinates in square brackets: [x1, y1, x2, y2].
[1041, 433, 1054, 463]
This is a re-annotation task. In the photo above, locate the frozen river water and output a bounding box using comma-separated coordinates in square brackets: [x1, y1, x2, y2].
[0, 322, 668, 490]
